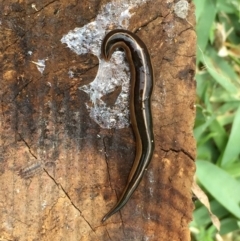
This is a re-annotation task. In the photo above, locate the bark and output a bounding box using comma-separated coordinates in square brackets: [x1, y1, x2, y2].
[0, 0, 196, 240]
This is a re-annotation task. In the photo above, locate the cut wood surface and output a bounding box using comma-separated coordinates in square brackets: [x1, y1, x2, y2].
[0, 0, 196, 240]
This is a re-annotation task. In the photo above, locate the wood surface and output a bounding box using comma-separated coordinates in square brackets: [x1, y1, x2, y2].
[0, 0, 196, 240]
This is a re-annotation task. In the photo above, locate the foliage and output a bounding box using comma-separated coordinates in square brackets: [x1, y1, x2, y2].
[191, 0, 240, 240]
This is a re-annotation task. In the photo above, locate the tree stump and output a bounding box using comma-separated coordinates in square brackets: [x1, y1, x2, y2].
[0, 0, 196, 240]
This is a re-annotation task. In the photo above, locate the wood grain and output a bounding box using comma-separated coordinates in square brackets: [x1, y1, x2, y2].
[0, 0, 196, 240]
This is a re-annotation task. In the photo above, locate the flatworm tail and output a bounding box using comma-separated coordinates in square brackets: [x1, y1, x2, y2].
[101, 29, 154, 222]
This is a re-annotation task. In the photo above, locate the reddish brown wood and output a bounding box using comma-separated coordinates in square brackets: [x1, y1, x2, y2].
[0, 0, 196, 240]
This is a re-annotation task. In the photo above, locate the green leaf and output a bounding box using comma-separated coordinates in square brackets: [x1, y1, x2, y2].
[216, 0, 238, 14]
[220, 218, 240, 235]
[197, 132, 218, 147]
[193, 0, 240, 237]
[211, 88, 240, 102]
[221, 105, 240, 166]
[217, 112, 235, 127]
[195, 72, 213, 101]
[223, 161, 240, 178]
[193, 200, 229, 226]
[193, 0, 207, 21]
[197, 143, 216, 161]
[215, 102, 240, 115]
[196, 0, 217, 61]
[207, 48, 240, 86]
[209, 119, 228, 151]
[194, 115, 215, 140]
[203, 53, 239, 94]
[196, 161, 240, 219]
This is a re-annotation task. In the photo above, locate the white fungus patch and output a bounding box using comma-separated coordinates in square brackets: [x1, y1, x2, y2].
[174, 0, 189, 19]
[68, 70, 74, 78]
[61, 0, 148, 129]
[31, 59, 47, 74]
[41, 200, 47, 210]
[147, 169, 155, 183]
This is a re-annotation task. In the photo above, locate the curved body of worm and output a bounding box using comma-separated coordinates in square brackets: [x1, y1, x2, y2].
[101, 29, 155, 222]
